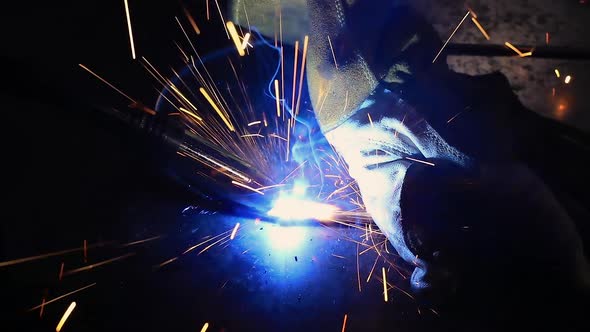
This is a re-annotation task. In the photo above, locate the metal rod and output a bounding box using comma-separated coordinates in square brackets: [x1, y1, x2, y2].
[445, 43, 590, 60]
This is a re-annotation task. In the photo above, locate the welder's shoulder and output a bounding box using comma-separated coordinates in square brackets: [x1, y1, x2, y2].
[460, 70, 520, 104]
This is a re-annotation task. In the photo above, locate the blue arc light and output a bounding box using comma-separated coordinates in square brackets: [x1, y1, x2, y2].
[267, 196, 338, 221]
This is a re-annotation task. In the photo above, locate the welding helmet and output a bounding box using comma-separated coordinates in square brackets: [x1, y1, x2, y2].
[229, 0, 590, 301]
[229, 0, 446, 133]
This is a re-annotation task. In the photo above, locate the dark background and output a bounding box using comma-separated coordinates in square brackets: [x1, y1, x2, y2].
[1, 0, 189, 264]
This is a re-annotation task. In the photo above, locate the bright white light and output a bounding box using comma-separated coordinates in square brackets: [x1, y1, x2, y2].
[267, 225, 307, 250]
[292, 180, 308, 196]
[267, 196, 338, 221]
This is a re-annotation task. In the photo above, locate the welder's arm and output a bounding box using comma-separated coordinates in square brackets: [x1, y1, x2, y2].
[400, 159, 590, 299]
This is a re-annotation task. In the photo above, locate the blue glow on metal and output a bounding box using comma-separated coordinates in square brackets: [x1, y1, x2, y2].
[266, 224, 307, 250]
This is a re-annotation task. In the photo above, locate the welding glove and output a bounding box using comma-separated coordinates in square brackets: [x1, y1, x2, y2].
[229, 0, 590, 308]
[326, 84, 590, 324]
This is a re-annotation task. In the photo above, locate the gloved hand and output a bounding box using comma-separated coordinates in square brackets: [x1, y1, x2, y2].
[326, 84, 590, 326]
[324, 87, 471, 293]
[228, 1, 590, 317]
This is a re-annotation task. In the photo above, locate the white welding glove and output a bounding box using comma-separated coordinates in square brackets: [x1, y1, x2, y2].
[325, 87, 472, 291]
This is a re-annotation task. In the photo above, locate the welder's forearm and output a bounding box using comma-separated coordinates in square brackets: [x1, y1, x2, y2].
[400, 160, 590, 288]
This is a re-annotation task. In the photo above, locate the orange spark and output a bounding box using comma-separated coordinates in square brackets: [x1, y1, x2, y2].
[241, 33, 251, 49]
[328, 35, 338, 69]
[405, 157, 435, 166]
[29, 283, 97, 312]
[123, 0, 136, 59]
[281, 47, 297, 161]
[55, 302, 76, 332]
[295, 36, 309, 116]
[466, 6, 477, 18]
[62, 253, 135, 277]
[291, 40, 299, 125]
[59, 262, 64, 281]
[183, 230, 233, 255]
[226, 21, 245, 56]
[232, 180, 265, 195]
[369, 224, 382, 257]
[279, 6, 284, 43]
[215, 0, 229, 38]
[359, 240, 387, 255]
[78, 64, 135, 103]
[121, 235, 163, 247]
[274, 13, 278, 47]
[1, 241, 110, 267]
[555, 69, 561, 78]
[382, 267, 388, 302]
[174, 17, 199, 56]
[269, 133, 287, 141]
[471, 17, 490, 40]
[281, 45, 286, 121]
[341, 314, 348, 332]
[39, 297, 46, 318]
[433, 11, 470, 63]
[230, 223, 241, 240]
[157, 257, 178, 268]
[199, 87, 234, 131]
[446, 111, 463, 124]
[185, 148, 250, 182]
[256, 184, 286, 192]
[130, 101, 157, 116]
[83, 240, 87, 263]
[274, 79, 281, 117]
[519, 51, 533, 57]
[183, 7, 201, 35]
[356, 243, 362, 292]
[546, 32, 550, 45]
[367, 113, 374, 127]
[504, 42, 523, 57]
[198, 234, 232, 255]
[200, 322, 210, 332]
[356, 243, 361, 293]
[179, 106, 203, 121]
[240, 134, 264, 138]
[367, 255, 379, 282]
